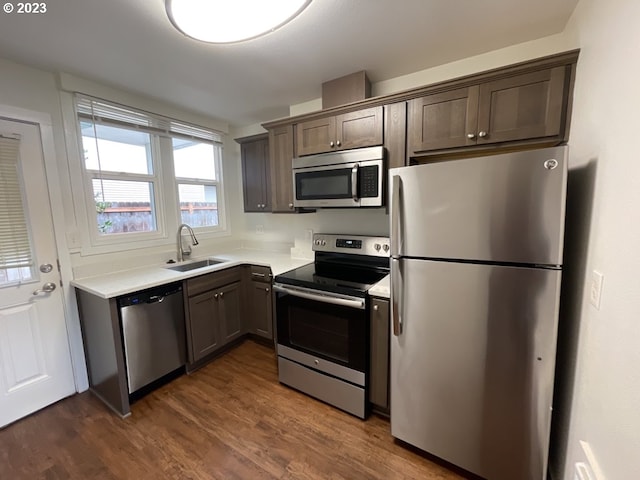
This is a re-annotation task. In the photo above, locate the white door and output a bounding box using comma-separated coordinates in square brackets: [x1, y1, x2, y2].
[0, 118, 75, 427]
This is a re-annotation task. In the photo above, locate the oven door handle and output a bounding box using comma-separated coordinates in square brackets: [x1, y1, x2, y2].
[273, 284, 366, 310]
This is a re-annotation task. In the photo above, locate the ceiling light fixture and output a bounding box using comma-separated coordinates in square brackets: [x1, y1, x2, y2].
[166, 0, 312, 44]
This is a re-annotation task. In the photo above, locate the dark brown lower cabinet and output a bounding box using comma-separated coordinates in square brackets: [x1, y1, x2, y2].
[246, 265, 274, 340]
[218, 281, 243, 344]
[187, 290, 222, 361]
[185, 265, 274, 367]
[250, 281, 273, 339]
[370, 297, 390, 412]
[185, 267, 243, 364]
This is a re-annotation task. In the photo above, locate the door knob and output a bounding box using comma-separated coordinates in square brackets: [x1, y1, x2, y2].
[39, 263, 54, 273]
[33, 282, 56, 295]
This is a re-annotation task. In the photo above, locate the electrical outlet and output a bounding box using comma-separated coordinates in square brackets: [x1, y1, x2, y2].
[255, 224, 264, 235]
[589, 270, 604, 309]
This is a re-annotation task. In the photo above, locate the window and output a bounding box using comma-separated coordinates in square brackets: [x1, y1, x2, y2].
[75, 95, 225, 247]
[81, 122, 158, 235]
[0, 135, 35, 286]
[173, 138, 221, 228]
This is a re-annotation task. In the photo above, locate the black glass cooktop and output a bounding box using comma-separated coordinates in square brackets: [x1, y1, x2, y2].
[275, 256, 389, 297]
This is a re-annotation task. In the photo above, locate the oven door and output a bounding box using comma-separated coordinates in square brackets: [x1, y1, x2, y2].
[293, 159, 383, 208]
[273, 284, 368, 374]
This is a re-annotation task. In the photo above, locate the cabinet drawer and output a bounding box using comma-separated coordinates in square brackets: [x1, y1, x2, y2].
[249, 265, 272, 283]
[186, 267, 242, 297]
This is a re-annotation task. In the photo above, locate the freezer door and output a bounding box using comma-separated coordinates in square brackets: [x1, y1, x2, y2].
[389, 146, 567, 265]
[390, 258, 561, 480]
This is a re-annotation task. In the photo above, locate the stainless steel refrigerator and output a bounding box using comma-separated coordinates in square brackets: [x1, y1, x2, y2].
[389, 146, 567, 480]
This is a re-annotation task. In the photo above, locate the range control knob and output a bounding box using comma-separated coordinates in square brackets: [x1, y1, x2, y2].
[374, 243, 381, 251]
[382, 244, 390, 252]
[314, 239, 321, 246]
[321, 240, 326, 246]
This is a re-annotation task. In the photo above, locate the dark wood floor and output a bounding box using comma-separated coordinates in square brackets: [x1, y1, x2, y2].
[0, 340, 464, 479]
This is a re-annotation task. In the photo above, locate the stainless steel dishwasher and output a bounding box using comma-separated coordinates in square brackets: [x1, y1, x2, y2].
[118, 282, 186, 393]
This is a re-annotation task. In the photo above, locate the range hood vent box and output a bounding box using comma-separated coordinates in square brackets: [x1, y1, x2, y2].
[322, 71, 371, 109]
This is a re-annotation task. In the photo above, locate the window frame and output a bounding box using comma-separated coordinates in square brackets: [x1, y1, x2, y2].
[172, 137, 226, 234]
[77, 120, 167, 246]
[73, 95, 227, 252]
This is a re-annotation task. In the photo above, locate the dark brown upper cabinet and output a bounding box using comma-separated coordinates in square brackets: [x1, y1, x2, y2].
[268, 124, 297, 212]
[408, 66, 570, 157]
[264, 50, 578, 165]
[295, 106, 383, 156]
[236, 134, 270, 213]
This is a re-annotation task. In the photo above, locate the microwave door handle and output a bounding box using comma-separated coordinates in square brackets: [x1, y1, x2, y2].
[351, 164, 359, 201]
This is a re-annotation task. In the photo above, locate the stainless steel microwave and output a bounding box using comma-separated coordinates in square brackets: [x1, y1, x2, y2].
[292, 146, 385, 208]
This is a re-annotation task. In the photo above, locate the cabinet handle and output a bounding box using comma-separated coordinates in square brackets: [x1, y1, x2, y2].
[214, 293, 219, 299]
[466, 133, 476, 139]
[219, 292, 224, 298]
[265, 287, 270, 292]
[256, 203, 261, 208]
[330, 141, 335, 148]
[336, 140, 341, 147]
[373, 304, 379, 311]
[288, 203, 294, 209]
[478, 131, 488, 138]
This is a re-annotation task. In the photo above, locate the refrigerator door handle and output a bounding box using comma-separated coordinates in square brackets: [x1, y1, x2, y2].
[391, 174, 402, 258]
[391, 258, 402, 336]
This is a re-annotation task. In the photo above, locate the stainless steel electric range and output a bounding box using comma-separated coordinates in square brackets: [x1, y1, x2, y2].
[273, 233, 390, 418]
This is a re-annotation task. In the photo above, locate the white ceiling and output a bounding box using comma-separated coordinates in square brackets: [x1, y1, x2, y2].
[0, 0, 578, 127]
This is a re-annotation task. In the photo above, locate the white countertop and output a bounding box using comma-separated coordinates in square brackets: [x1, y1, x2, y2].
[70, 248, 313, 299]
[368, 274, 390, 299]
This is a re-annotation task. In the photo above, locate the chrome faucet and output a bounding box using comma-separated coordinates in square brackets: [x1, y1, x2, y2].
[177, 224, 199, 262]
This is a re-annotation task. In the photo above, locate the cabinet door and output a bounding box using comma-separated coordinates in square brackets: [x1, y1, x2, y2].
[219, 281, 243, 345]
[408, 86, 479, 154]
[370, 297, 390, 410]
[384, 102, 407, 169]
[241, 138, 270, 212]
[335, 106, 383, 150]
[295, 116, 336, 156]
[476, 67, 566, 144]
[187, 290, 220, 362]
[250, 281, 273, 340]
[268, 125, 296, 212]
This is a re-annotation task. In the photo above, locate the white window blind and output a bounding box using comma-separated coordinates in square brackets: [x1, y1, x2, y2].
[0, 135, 33, 270]
[75, 95, 223, 145]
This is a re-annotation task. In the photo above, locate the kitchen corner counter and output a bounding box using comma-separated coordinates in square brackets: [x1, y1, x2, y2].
[71, 249, 313, 299]
[368, 274, 390, 299]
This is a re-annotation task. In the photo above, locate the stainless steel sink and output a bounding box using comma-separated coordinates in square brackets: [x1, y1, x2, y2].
[165, 258, 225, 272]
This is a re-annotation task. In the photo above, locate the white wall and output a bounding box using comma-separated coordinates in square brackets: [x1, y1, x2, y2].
[552, 0, 640, 478]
